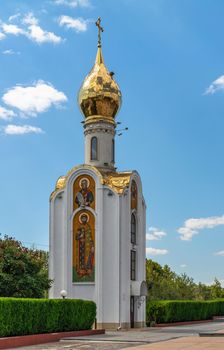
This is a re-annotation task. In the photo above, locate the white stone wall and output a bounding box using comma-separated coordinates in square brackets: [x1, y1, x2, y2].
[49, 191, 65, 298]
[49, 166, 146, 328]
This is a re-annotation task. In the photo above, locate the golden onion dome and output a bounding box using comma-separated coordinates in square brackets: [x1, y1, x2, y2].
[78, 19, 122, 122]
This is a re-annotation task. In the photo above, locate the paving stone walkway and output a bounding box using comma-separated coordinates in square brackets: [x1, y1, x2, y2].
[124, 336, 224, 350]
[7, 321, 224, 350]
[7, 340, 141, 350]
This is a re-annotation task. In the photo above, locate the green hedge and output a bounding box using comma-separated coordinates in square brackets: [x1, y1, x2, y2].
[146, 299, 224, 325]
[0, 298, 96, 337]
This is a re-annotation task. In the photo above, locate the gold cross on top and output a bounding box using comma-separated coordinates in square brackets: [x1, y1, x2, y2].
[95, 17, 104, 47]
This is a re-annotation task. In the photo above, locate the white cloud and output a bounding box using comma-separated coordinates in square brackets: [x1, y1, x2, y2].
[27, 24, 62, 44]
[3, 49, 14, 55]
[3, 124, 44, 135]
[1, 13, 62, 44]
[146, 227, 167, 241]
[205, 75, 224, 94]
[23, 13, 62, 44]
[9, 13, 21, 22]
[0, 32, 6, 40]
[2, 23, 24, 35]
[178, 215, 224, 241]
[0, 106, 16, 120]
[146, 247, 168, 256]
[3, 49, 20, 55]
[54, 0, 91, 7]
[22, 13, 39, 26]
[59, 16, 88, 32]
[180, 264, 187, 268]
[215, 250, 224, 256]
[2, 80, 67, 117]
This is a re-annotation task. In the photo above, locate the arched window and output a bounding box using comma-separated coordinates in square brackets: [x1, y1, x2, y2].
[130, 250, 136, 281]
[112, 139, 115, 163]
[131, 213, 136, 244]
[91, 137, 97, 160]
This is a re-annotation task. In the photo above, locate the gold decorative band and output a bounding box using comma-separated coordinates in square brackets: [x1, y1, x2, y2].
[84, 115, 116, 126]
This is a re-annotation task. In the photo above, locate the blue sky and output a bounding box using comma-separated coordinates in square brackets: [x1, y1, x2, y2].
[0, 0, 224, 285]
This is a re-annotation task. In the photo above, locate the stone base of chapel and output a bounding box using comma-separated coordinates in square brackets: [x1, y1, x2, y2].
[133, 321, 146, 328]
[97, 321, 145, 330]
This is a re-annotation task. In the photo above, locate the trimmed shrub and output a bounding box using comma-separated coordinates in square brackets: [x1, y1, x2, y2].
[146, 299, 224, 325]
[0, 298, 96, 337]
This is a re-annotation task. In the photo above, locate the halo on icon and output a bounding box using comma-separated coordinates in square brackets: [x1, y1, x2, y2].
[79, 177, 90, 189]
[79, 212, 90, 224]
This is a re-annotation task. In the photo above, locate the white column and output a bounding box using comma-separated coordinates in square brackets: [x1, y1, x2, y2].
[84, 120, 115, 170]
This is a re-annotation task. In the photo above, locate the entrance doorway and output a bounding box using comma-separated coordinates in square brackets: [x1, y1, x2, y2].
[130, 296, 135, 328]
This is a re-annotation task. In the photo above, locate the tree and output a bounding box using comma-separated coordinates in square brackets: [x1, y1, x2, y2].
[146, 259, 179, 300]
[0, 235, 52, 298]
[210, 278, 224, 299]
[175, 273, 196, 300]
[195, 282, 212, 300]
[146, 258, 224, 301]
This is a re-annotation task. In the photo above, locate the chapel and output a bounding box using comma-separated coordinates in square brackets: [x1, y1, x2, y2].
[49, 18, 147, 329]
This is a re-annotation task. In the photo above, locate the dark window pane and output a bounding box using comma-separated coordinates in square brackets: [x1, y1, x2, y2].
[91, 137, 97, 160]
[112, 139, 115, 163]
[131, 214, 136, 244]
[130, 250, 136, 281]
